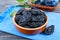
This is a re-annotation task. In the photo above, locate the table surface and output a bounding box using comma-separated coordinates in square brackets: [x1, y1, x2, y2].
[0, 0, 60, 40]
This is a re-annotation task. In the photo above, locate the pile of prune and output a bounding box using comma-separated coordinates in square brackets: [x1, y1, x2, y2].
[35, 0, 58, 6]
[15, 8, 46, 28]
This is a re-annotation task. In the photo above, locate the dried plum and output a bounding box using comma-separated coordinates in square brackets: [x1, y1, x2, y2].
[32, 15, 46, 22]
[43, 25, 54, 35]
[31, 9, 42, 15]
[16, 8, 25, 15]
[22, 10, 32, 21]
[15, 15, 22, 23]
[15, 8, 46, 28]
[27, 22, 43, 28]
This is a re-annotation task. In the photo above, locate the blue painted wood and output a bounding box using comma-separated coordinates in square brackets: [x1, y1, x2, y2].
[0, 5, 60, 40]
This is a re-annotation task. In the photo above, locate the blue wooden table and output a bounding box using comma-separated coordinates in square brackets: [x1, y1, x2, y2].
[0, 0, 30, 40]
[0, 0, 60, 40]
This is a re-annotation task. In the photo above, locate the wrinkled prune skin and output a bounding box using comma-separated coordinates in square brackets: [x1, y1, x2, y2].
[35, 0, 58, 6]
[22, 10, 32, 21]
[15, 8, 46, 28]
[16, 8, 25, 15]
[31, 15, 46, 22]
[27, 22, 44, 28]
[43, 25, 54, 35]
[15, 15, 22, 23]
[31, 9, 42, 15]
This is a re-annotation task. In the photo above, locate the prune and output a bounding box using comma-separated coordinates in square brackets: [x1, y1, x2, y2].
[41, 2, 45, 5]
[18, 21, 25, 26]
[23, 24, 31, 28]
[22, 10, 32, 21]
[18, 20, 27, 26]
[15, 8, 46, 28]
[32, 15, 46, 22]
[41, 13, 46, 21]
[27, 22, 43, 28]
[18, 10, 32, 26]
[31, 9, 42, 15]
[16, 8, 25, 15]
[41, 0, 58, 6]
[19, 16, 26, 23]
[15, 15, 22, 23]
[43, 25, 54, 35]
[32, 16, 40, 21]
[18, 16, 27, 26]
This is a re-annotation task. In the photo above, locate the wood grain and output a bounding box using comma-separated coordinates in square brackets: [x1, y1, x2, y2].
[54, 3, 60, 13]
[0, 0, 60, 40]
[0, 0, 31, 40]
[0, 31, 31, 40]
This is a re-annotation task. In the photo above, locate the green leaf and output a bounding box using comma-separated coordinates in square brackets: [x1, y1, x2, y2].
[22, 2, 30, 8]
[17, 0, 24, 2]
[10, 11, 16, 18]
[32, 0, 37, 4]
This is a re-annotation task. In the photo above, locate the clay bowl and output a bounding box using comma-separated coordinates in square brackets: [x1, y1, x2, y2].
[12, 9, 48, 35]
[30, 2, 57, 12]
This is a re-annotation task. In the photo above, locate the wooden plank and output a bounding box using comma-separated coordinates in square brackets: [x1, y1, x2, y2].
[0, 31, 30, 40]
[54, 3, 60, 13]
[0, 0, 30, 40]
[0, 0, 60, 40]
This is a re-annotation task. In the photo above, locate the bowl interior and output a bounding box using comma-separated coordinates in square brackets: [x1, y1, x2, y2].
[13, 10, 48, 30]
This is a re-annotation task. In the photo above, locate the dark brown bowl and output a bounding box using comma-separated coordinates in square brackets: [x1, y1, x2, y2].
[30, 2, 57, 12]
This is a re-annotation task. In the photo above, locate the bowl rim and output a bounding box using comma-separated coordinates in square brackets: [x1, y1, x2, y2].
[12, 10, 48, 30]
[29, 2, 57, 8]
